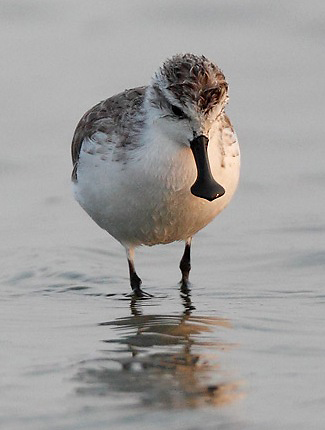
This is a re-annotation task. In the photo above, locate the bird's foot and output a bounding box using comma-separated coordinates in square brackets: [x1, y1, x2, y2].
[131, 287, 153, 299]
[179, 277, 191, 294]
[179, 280, 195, 312]
[130, 273, 153, 298]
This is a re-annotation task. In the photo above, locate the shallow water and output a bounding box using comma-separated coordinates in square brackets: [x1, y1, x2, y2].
[1, 1, 325, 429]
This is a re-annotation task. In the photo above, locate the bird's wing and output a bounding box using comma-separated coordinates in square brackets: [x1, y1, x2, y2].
[71, 86, 146, 181]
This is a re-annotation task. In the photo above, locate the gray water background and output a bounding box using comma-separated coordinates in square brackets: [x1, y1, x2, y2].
[1, 1, 324, 429]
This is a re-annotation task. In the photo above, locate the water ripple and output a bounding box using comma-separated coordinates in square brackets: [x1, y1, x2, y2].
[75, 297, 243, 409]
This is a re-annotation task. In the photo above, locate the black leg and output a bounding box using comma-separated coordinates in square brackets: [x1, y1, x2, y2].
[127, 257, 142, 293]
[125, 247, 151, 298]
[179, 238, 192, 288]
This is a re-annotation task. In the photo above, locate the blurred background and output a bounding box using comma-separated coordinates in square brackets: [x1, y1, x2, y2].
[1, 0, 324, 252]
[1, 1, 324, 430]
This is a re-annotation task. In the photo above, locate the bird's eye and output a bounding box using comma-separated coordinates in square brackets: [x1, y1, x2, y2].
[171, 105, 186, 119]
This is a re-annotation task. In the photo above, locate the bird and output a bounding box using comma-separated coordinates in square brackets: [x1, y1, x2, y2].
[71, 53, 240, 296]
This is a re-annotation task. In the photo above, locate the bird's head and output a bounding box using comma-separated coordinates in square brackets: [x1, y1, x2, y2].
[146, 53, 228, 201]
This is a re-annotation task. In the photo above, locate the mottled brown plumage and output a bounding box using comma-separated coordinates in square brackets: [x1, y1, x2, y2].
[156, 53, 228, 113]
[71, 87, 146, 181]
[72, 55, 229, 181]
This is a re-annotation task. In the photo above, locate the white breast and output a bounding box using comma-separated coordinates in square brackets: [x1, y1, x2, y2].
[73, 124, 240, 247]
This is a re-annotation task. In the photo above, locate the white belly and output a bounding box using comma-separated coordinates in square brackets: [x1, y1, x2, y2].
[73, 132, 240, 247]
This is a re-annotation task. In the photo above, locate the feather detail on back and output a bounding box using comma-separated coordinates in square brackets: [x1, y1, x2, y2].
[71, 87, 146, 181]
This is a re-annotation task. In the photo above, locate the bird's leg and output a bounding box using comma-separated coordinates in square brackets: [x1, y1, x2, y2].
[179, 237, 192, 289]
[125, 246, 142, 294]
[125, 246, 153, 298]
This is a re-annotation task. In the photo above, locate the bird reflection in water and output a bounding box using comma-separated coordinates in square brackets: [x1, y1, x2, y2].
[76, 290, 242, 408]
